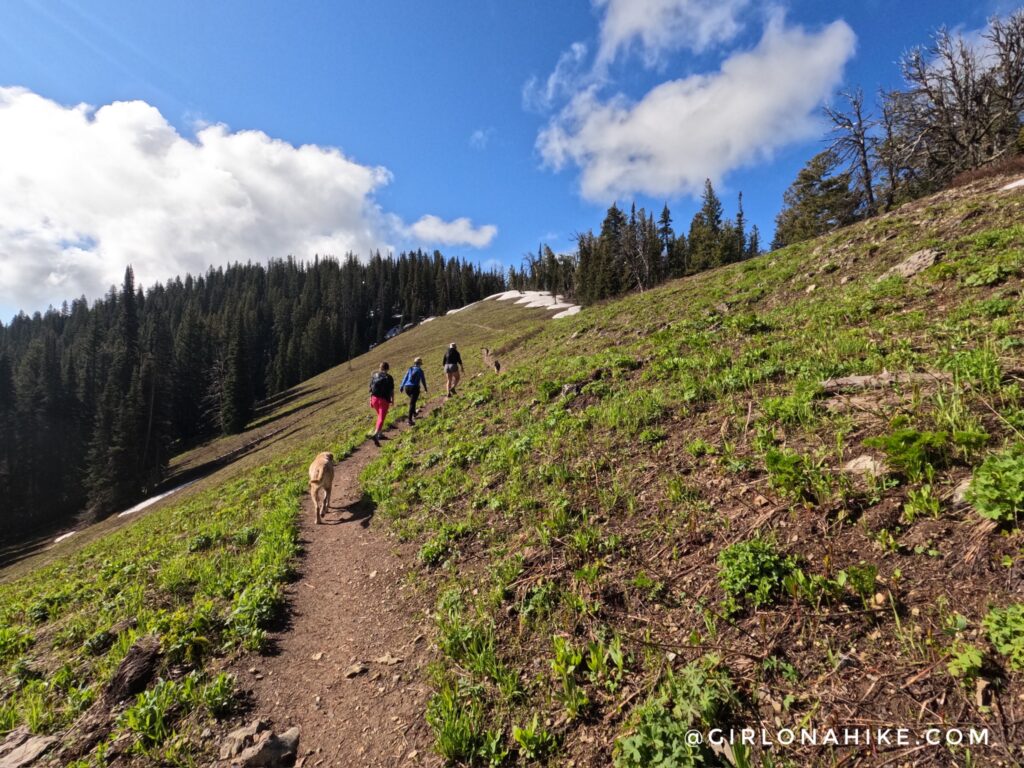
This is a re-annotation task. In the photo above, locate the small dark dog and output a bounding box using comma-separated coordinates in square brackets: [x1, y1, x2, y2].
[481, 348, 501, 372]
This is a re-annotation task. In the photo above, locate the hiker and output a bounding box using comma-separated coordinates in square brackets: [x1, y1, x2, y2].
[442, 342, 464, 396]
[368, 361, 394, 446]
[399, 356, 428, 425]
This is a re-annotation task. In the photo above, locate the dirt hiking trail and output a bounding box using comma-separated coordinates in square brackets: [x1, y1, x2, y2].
[231, 400, 442, 767]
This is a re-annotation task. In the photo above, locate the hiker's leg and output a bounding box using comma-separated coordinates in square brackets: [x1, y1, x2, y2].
[408, 388, 419, 422]
[371, 396, 386, 435]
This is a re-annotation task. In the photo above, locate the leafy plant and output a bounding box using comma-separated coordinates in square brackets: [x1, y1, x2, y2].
[864, 427, 950, 482]
[840, 563, 878, 609]
[512, 713, 558, 761]
[966, 446, 1024, 525]
[983, 604, 1024, 670]
[552, 636, 589, 720]
[118, 678, 182, 749]
[614, 655, 736, 768]
[0, 627, 33, 663]
[902, 481, 941, 522]
[201, 673, 237, 719]
[947, 642, 983, 680]
[717, 536, 797, 614]
[425, 681, 485, 763]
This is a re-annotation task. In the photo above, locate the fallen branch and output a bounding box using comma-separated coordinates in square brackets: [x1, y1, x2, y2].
[820, 371, 952, 394]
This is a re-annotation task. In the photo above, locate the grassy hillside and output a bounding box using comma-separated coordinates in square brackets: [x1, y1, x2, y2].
[362, 176, 1024, 767]
[0, 299, 554, 765]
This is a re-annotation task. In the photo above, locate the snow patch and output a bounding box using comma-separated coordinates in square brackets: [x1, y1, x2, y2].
[53, 531, 77, 544]
[1001, 177, 1024, 191]
[118, 480, 196, 518]
[485, 290, 582, 318]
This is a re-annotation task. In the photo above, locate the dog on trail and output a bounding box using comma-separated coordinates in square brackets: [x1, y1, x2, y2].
[308, 452, 335, 524]
[481, 347, 501, 374]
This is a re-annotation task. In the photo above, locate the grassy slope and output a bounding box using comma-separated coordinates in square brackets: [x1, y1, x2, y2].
[0, 299, 553, 765]
[362, 177, 1024, 767]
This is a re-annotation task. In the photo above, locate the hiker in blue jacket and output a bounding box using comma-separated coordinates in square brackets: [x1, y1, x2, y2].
[399, 357, 428, 425]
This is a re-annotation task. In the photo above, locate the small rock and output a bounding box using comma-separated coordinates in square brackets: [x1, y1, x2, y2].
[311, 652, 324, 661]
[805, 283, 816, 293]
[975, 678, 992, 708]
[953, 477, 972, 505]
[844, 454, 886, 477]
[873, 592, 887, 608]
[879, 248, 941, 280]
[344, 663, 368, 679]
[368, 570, 378, 579]
[235, 726, 300, 767]
[219, 719, 271, 760]
[374, 653, 403, 666]
[0, 727, 57, 768]
[753, 494, 770, 508]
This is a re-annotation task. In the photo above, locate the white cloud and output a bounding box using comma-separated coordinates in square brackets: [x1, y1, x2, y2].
[0, 87, 496, 314]
[469, 127, 495, 149]
[594, 0, 750, 67]
[523, 42, 591, 112]
[408, 215, 497, 248]
[538, 15, 857, 202]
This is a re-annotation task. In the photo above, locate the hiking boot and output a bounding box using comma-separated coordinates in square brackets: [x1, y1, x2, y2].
[372, 433, 380, 447]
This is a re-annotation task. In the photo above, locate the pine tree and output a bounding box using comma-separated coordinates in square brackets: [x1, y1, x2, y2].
[688, 180, 725, 272]
[746, 225, 762, 258]
[772, 150, 859, 249]
[0, 353, 14, 513]
[221, 319, 253, 435]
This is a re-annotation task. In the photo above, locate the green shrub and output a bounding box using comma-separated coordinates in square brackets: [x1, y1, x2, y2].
[425, 681, 485, 762]
[966, 446, 1024, 525]
[201, 673, 237, 719]
[551, 636, 589, 720]
[947, 642, 984, 680]
[614, 655, 735, 768]
[983, 604, 1024, 670]
[864, 428, 950, 482]
[0, 627, 34, 663]
[418, 520, 472, 566]
[118, 679, 182, 749]
[512, 713, 558, 761]
[717, 536, 797, 614]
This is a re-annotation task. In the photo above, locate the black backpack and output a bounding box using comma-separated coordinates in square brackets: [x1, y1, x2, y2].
[369, 372, 390, 397]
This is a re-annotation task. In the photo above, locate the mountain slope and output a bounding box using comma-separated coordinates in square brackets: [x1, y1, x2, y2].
[0, 297, 558, 764]
[361, 175, 1024, 767]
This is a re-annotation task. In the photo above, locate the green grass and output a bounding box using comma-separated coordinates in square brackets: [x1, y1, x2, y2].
[0, 298, 553, 762]
[360, 180, 1024, 765]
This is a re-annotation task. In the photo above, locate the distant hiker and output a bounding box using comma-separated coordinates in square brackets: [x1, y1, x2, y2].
[400, 357, 428, 425]
[368, 362, 394, 446]
[442, 343, 464, 396]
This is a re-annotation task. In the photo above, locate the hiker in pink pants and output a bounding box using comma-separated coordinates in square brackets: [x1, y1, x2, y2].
[368, 362, 394, 446]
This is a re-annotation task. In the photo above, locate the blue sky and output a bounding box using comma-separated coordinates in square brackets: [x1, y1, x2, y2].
[0, 0, 1010, 318]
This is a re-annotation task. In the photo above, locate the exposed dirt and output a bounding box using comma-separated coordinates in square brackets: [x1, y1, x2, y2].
[228, 400, 441, 768]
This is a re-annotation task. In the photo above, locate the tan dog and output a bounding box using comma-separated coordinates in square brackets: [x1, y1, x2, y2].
[308, 452, 335, 524]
